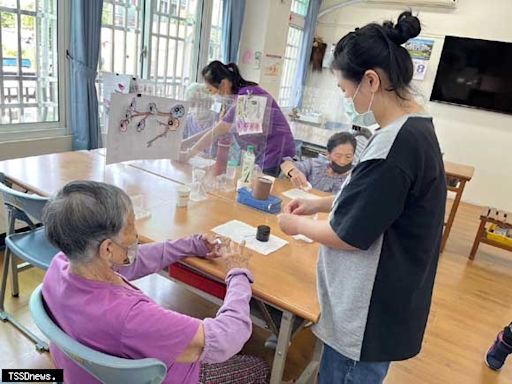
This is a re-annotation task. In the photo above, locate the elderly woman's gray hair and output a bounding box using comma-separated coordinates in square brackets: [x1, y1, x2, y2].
[43, 181, 133, 262]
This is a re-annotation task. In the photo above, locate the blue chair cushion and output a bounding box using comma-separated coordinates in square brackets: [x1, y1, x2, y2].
[5, 227, 60, 270]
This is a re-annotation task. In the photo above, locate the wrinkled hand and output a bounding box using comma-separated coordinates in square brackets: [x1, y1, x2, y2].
[284, 198, 318, 215]
[278, 213, 301, 236]
[200, 233, 231, 259]
[289, 168, 309, 189]
[219, 240, 251, 271]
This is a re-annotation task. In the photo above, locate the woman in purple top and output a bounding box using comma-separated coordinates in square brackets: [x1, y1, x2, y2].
[181, 61, 296, 177]
[41, 181, 269, 384]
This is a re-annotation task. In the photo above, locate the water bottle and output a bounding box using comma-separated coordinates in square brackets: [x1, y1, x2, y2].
[226, 159, 238, 181]
[238, 145, 256, 188]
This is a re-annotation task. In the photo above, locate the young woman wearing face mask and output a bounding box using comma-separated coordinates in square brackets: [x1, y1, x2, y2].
[277, 12, 447, 384]
[179, 61, 296, 177]
[280, 132, 357, 193]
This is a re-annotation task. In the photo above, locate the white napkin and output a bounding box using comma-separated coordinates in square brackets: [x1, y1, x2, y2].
[212, 220, 288, 256]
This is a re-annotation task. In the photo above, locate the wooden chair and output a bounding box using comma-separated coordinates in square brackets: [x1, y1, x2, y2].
[469, 207, 512, 260]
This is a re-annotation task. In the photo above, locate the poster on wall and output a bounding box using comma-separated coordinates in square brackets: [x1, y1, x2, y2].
[404, 38, 435, 81]
[241, 49, 254, 65]
[106, 94, 187, 164]
[262, 53, 283, 83]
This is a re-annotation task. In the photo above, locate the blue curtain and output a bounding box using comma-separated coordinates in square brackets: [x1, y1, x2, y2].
[68, 0, 103, 150]
[292, 0, 322, 108]
[222, 0, 246, 63]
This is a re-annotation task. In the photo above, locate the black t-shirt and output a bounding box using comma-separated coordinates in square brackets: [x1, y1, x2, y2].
[313, 115, 447, 362]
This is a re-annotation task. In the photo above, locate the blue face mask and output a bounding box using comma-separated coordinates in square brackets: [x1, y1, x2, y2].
[342, 82, 377, 127]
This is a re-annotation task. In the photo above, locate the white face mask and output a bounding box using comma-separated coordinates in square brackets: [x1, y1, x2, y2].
[112, 240, 139, 266]
[342, 82, 377, 127]
[124, 242, 139, 265]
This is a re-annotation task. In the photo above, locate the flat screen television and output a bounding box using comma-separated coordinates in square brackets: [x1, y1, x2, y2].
[430, 36, 512, 115]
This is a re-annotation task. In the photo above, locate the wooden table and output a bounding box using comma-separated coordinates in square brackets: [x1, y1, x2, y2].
[443, 161, 475, 252]
[0, 151, 322, 384]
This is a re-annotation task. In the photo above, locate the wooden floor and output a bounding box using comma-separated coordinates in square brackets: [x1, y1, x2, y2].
[1, 201, 511, 383]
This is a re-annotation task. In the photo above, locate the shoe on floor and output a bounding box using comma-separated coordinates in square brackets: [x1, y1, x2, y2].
[485, 331, 512, 370]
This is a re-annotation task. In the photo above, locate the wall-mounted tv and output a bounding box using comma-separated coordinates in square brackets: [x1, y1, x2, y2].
[430, 36, 512, 115]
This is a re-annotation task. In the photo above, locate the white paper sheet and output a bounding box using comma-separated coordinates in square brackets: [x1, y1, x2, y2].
[281, 188, 321, 200]
[106, 94, 187, 165]
[212, 220, 288, 256]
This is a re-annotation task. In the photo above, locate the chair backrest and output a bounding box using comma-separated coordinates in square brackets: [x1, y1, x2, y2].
[29, 285, 167, 384]
[0, 174, 48, 223]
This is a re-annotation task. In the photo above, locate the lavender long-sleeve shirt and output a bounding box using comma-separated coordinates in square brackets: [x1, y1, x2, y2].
[42, 235, 253, 384]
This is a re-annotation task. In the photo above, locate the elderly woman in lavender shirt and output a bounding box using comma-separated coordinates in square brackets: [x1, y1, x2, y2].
[41, 181, 269, 384]
[180, 61, 296, 177]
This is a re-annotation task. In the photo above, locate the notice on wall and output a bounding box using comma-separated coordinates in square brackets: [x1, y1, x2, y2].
[404, 38, 435, 81]
[262, 53, 283, 83]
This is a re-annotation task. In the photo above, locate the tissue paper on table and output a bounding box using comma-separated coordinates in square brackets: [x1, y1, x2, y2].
[282, 188, 321, 200]
[212, 220, 288, 256]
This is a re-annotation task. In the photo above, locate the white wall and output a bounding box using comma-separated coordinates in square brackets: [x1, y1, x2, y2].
[310, 0, 512, 211]
[238, 0, 292, 99]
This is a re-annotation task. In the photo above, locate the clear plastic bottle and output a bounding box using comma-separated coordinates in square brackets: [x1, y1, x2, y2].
[238, 145, 256, 188]
[226, 159, 238, 181]
[222, 159, 238, 191]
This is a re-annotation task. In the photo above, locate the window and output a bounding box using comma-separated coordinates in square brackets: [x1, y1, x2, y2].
[278, 0, 309, 108]
[99, 0, 224, 99]
[99, 0, 143, 76]
[208, 0, 223, 62]
[278, 26, 303, 108]
[147, 0, 200, 99]
[291, 0, 308, 16]
[0, 0, 60, 125]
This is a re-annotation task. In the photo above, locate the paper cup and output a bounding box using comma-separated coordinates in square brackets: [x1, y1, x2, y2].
[176, 185, 191, 207]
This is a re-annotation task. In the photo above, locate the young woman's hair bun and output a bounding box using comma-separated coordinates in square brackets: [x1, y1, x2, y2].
[383, 11, 421, 45]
